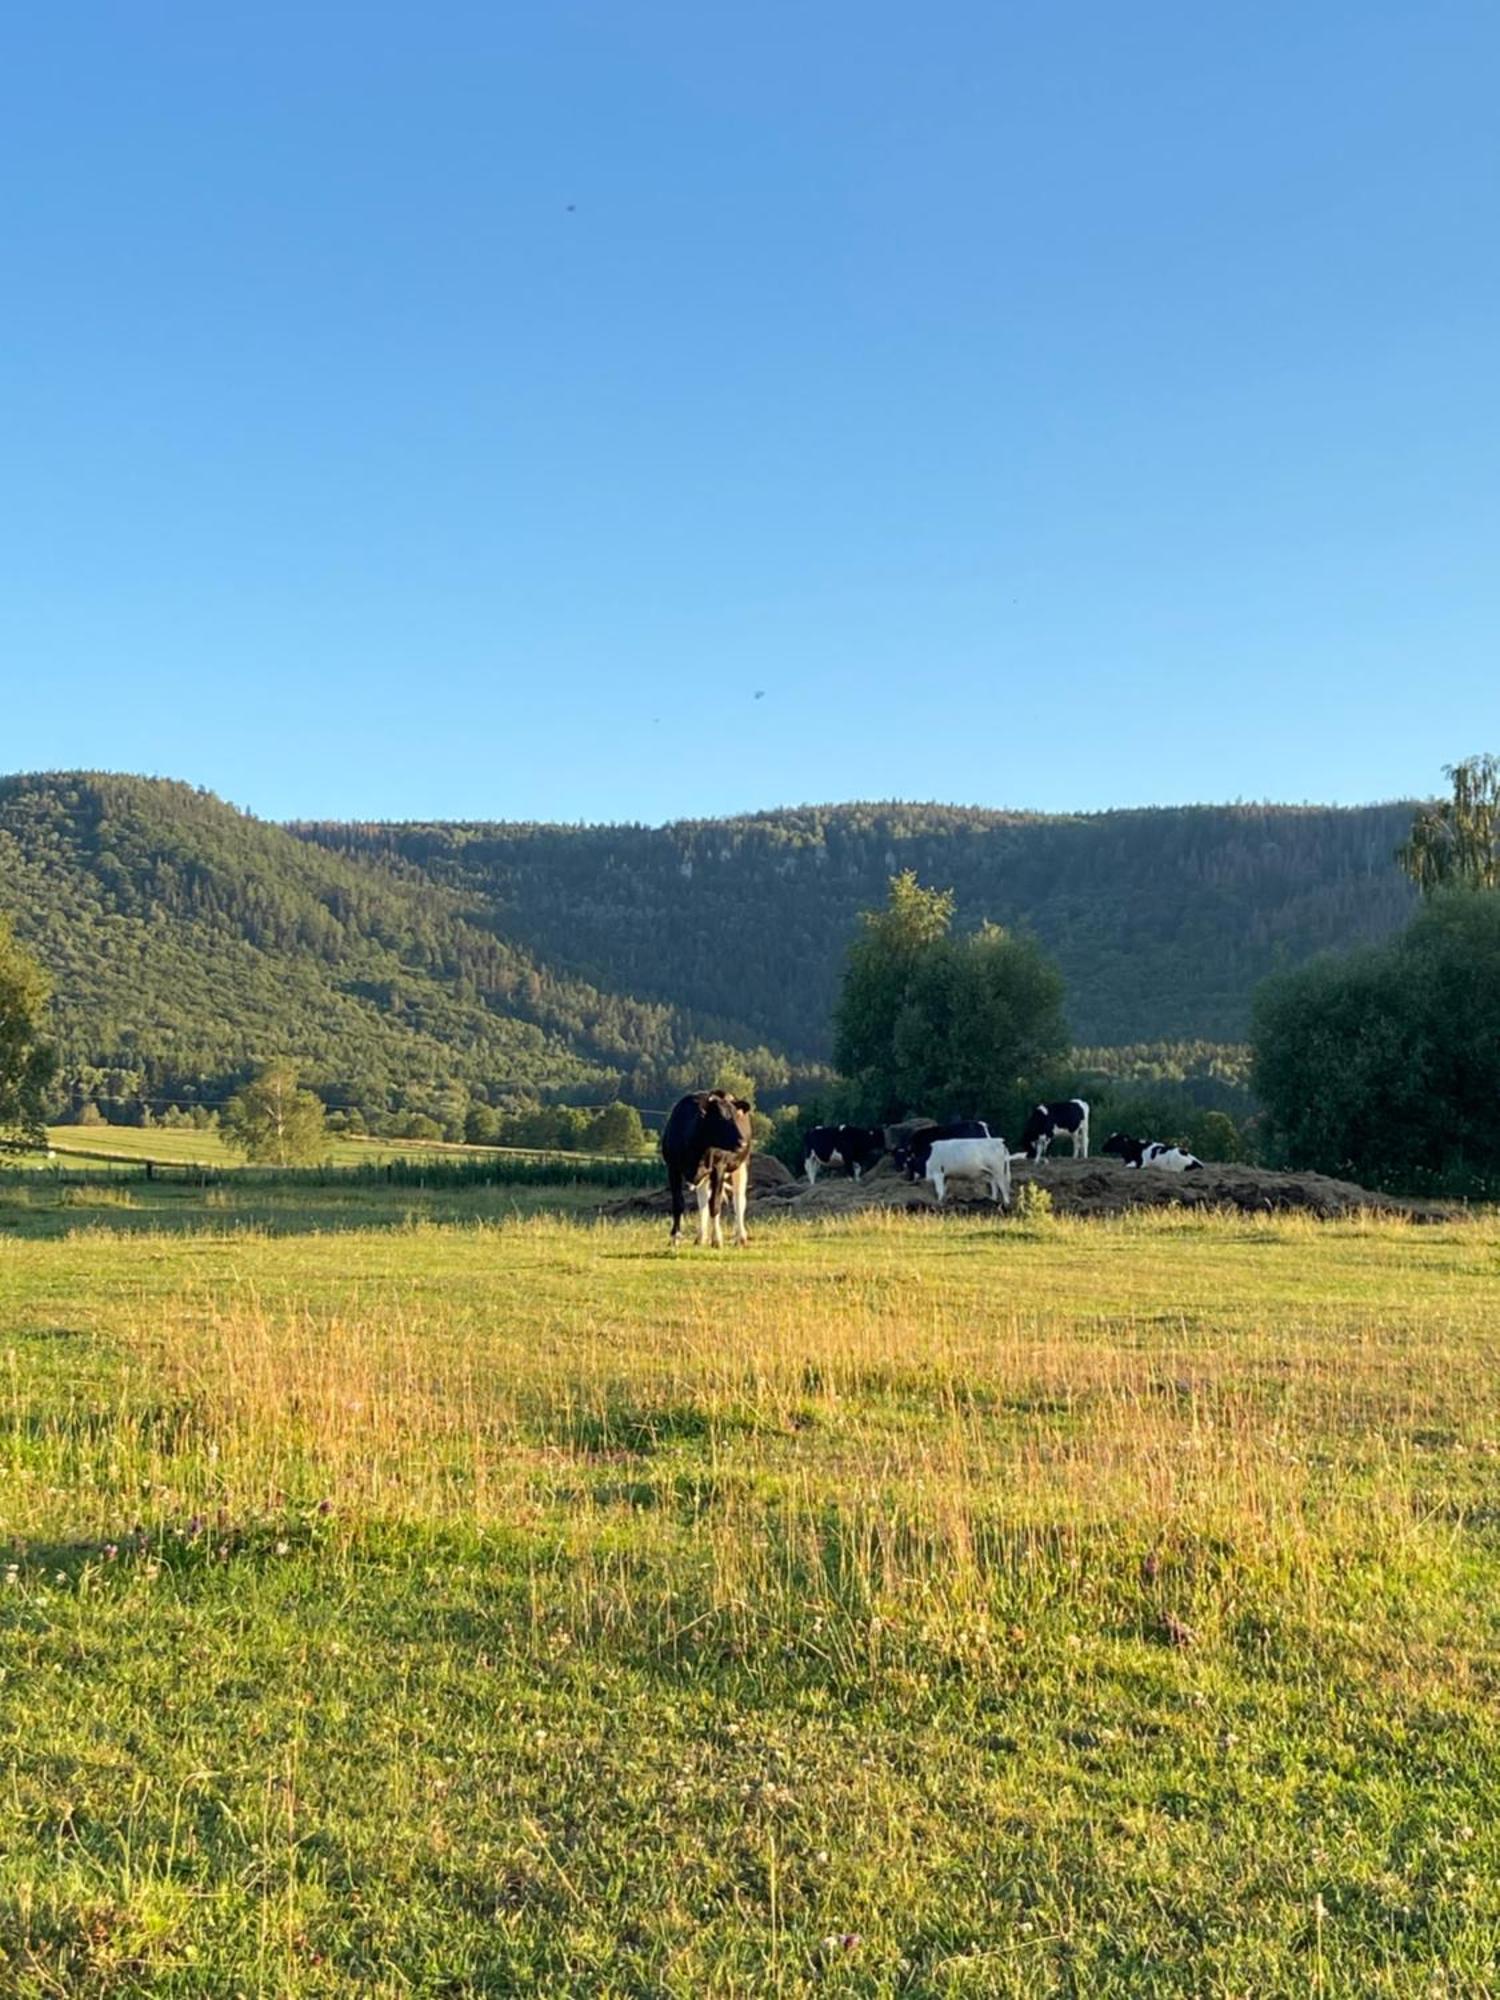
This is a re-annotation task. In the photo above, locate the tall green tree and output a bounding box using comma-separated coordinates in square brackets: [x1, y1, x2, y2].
[0, 916, 57, 1147]
[1399, 755, 1500, 895]
[834, 874, 1068, 1127]
[221, 1061, 327, 1165]
[834, 872, 956, 1091]
[1251, 890, 1500, 1195]
[582, 1101, 650, 1154]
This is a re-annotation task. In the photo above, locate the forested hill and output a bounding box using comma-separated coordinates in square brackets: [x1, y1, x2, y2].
[0, 773, 792, 1119]
[299, 800, 1420, 1054]
[0, 774, 1420, 1120]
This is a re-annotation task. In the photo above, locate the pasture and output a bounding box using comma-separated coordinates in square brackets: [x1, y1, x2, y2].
[3, 1184, 1500, 1995]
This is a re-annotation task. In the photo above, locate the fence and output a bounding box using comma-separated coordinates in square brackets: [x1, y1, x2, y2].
[0, 1151, 662, 1193]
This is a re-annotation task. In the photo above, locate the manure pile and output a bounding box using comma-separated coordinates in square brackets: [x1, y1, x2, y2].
[606, 1152, 1452, 1224]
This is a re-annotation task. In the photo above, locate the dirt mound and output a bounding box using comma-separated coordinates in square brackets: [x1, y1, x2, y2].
[604, 1151, 1453, 1225]
[603, 1152, 795, 1219]
[1009, 1156, 1451, 1221]
[785, 1155, 1453, 1223]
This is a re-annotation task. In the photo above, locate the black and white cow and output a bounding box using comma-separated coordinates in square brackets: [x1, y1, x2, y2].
[661, 1091, 754, 1247]
[1101, 1132, 1204, 1172]
[892, 1119, 991, 1182]
[1019, 1098, 1090, 1161]
[803, 1123, 887, 1183]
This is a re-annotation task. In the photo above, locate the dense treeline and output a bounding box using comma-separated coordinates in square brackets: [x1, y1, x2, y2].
[0, 774, 806, 1126]
[300, 799, 1418, 1054]
[0, 772, 1424, 1142]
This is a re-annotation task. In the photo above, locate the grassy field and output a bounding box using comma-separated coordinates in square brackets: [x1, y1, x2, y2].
[3, 1183, 1500, 1995]
[40, 1125, 651, 1172]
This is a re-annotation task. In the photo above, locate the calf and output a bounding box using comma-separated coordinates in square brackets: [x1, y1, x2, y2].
[661, 1090, 754, 1247]
[892, 1119, 990, 1182]
[1019, 1098, 1090, 1161]
[803, 1123, 887, 1183]
[924, 1136, 1012, 1207]
[1101, 1132, 1204, 1172]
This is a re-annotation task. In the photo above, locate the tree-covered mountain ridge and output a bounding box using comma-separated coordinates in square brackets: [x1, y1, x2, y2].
[0, 772, 798, 1120]
[0, 773, 1420, 1118]
[298, 796, 1419, 1054]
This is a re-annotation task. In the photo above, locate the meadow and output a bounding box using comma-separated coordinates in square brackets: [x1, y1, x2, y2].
[40, 1125, 650, 1172]
[3, 1180, 1499, 1995]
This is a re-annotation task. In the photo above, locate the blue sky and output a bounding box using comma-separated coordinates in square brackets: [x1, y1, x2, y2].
[3, 2, 1496, 825]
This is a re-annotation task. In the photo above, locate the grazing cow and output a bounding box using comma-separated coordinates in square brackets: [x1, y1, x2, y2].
[803, 1123, 887, 1183]
[1019, 1098, 1090, 1161]
[1102, 1132, 1204, 1173]
[661, 1090, 754, 1247]
[892, 1120, 990, 1182]
[924, 1136, 1013, 1207]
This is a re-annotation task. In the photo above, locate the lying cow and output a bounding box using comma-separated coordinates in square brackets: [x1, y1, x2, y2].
[892, 1119, 990, 1182]
[661, 1090, 754, 1246]
[1019, 1098, 1090, 1160]
[1102, 1132, 1204, 1172]
[925, 1136, 1012, 1206]
[803, 1123, 887, 1183]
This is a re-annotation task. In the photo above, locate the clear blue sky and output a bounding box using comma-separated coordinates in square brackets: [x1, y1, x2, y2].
[3, 3, 1496, 825]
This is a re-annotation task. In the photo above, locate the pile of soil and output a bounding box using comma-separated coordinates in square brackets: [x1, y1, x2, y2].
[603, 1152, 798, 1219]
[605, 1152, 1455, 1224]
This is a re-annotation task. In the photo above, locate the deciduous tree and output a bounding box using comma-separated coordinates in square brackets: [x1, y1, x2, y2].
[0, 916, 56, 1147]
[221, 1061, 327, 1165]
[1251, 890, 1500, 1195]
[833, 874, 1068, 1127]
[1399, 755, 1500, 894]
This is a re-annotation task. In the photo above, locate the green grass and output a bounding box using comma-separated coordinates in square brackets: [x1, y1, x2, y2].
[45, 1123, 441, 1168]
[3, 1189, 1500, 1994]
[43, 1124, 652, 1171]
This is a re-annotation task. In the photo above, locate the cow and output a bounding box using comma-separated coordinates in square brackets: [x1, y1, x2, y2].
[660, 1090, 754, 1247]
[924, 1136, 1013, 1207]
[1019, 1098, 1090, 1161]
[892, 1120, 990, 1182]
[803, 1123, 887, 1183]
[1101, 1132, 1204, 1172]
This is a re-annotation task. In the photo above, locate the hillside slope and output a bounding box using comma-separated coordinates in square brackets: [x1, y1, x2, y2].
[0, 773, 787, 1116]
[1, 775, 1423, 1119]
[300, 800, 1419, 1053]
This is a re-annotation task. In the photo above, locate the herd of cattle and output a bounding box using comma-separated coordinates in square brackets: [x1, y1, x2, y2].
[661, 1090, 1205, 1247]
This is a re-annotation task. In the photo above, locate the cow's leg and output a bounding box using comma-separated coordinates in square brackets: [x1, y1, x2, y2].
[932, 1168, 945, 1204]
[669, 1168, 686, 1247]
[730, 1159, 749, 1245]
[708, 1166, 726, 1249]
[695, 1179, 711, 1246]
[1076, 1112, 1089, 1160]
[805, 1154, 819, 1184]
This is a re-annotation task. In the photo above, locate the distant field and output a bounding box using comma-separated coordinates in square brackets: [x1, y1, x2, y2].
[3, 1186, 1500, 1994]
[40, 1124, 647, 1171]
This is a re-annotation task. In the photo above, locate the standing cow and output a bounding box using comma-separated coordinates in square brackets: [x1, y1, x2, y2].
[661, 1090, 754, 1247]
[1019, 1099, 1090, 1160]
[891, 1120, 990, 1182]
[803, 1123, 887, 1183]
[923, 1136, 1013, 1207]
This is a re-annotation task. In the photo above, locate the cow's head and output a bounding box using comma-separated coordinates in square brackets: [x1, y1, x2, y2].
[1100, 1132, 1134, 1160]
[702, 1091, 753, 1150]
